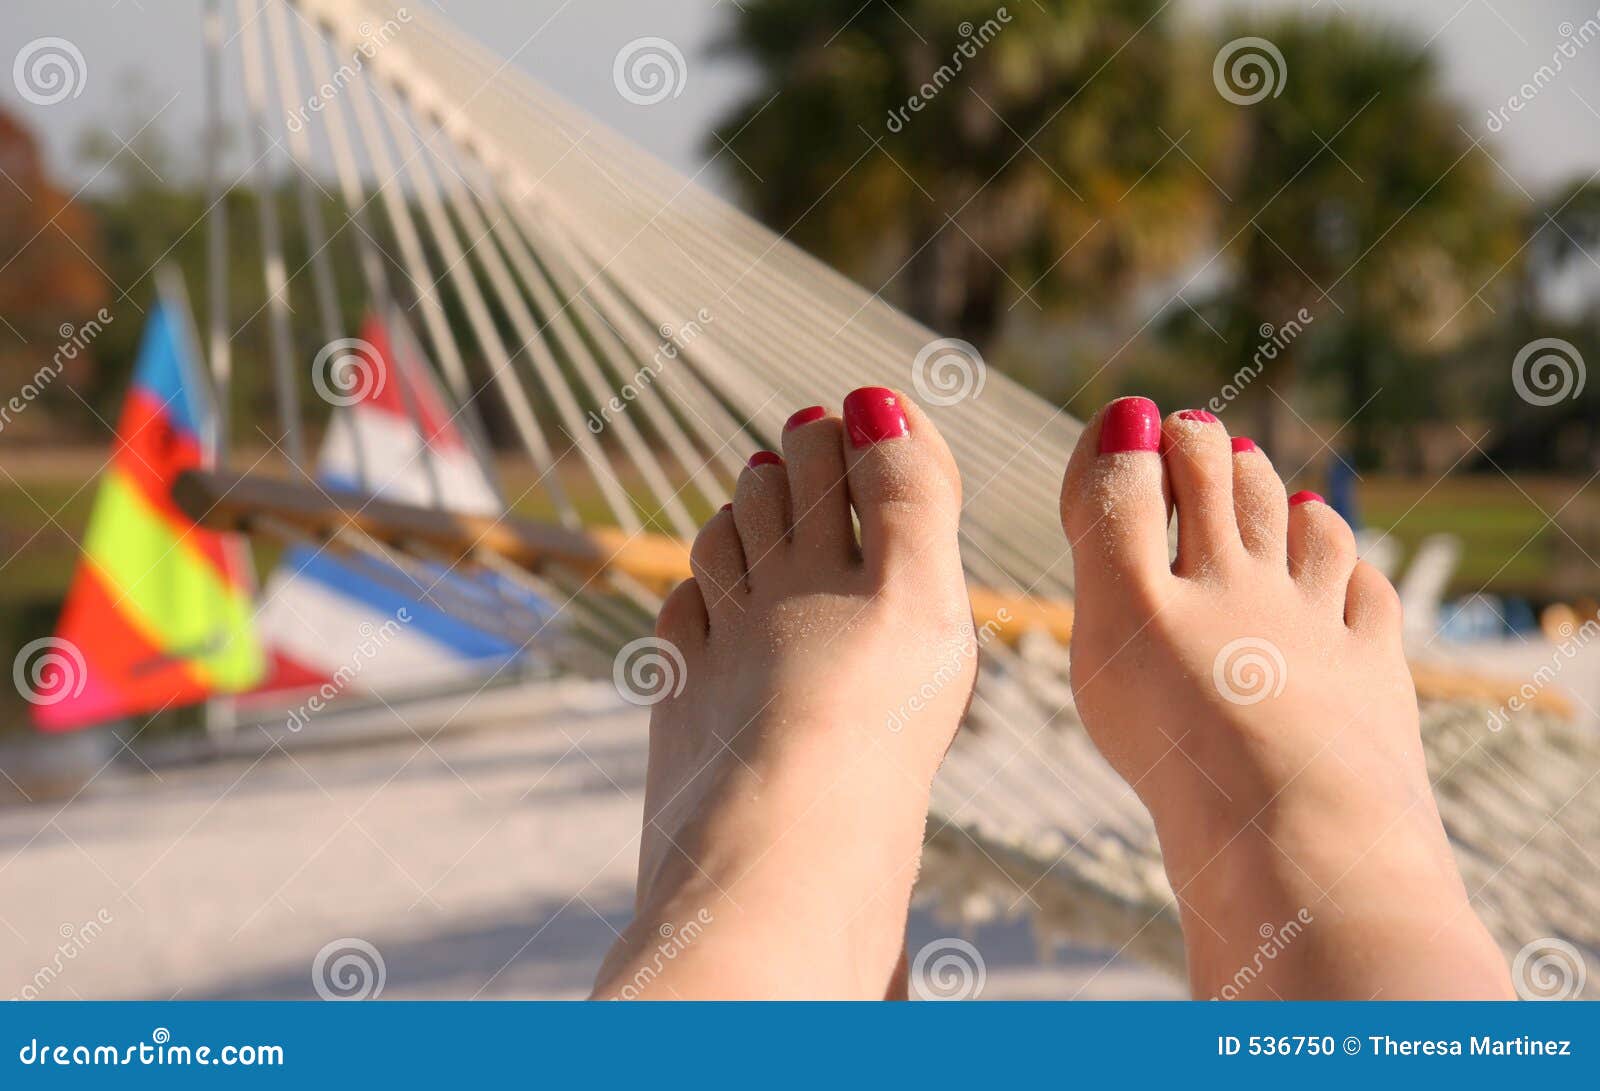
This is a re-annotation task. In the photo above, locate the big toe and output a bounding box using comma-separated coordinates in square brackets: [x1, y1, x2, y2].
[839, 388, 963, 584]
[1059, 396, 1171, 598]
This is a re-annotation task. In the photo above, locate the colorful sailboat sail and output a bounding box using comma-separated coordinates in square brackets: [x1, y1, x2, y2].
[32, 297, 265, 732]
[250, 315, 549, 704]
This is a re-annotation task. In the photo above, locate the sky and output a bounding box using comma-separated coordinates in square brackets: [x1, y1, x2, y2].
[4, 0, 1600, 196]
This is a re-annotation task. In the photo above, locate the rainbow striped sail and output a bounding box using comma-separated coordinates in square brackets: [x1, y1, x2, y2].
[32, 301, 264, 731]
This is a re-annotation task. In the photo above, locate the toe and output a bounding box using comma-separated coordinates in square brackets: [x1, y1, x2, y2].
[781, 406, 855, 564]
[689, 507, 748, 626]
[1229, 437, 1288, 565]
[733, 451, 791, 583]
[655, 577, 710, 650]
[839, 388, 962, 580]
[1059, 397, 1170, 596]
[1344, 560, 1404, 640]
[1161, 410, 1239, 576]
[1286, 491, 1358, 601]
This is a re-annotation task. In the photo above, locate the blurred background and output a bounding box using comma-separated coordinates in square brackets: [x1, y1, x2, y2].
[0, 0, 1596, 1000]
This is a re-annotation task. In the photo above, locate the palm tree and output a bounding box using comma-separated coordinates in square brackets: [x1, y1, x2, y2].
[709, 0, 1221, 351]
[1194, 14, 1521, 458]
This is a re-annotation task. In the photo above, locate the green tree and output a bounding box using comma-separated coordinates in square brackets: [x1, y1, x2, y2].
[1196, 15, 1521, 459]
[710, 0, 1221, 353]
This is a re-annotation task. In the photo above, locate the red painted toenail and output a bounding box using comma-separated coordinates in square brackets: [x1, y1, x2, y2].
[719, 503, 733, 513]
[843, 387, 909, 447]
[1231, 436, 1258, 453]
[748, 450, 783, 468]
[1098, 397, 1161, 454]
[1176, 409, 1218, 423]
[1288, 490, 1324, 507]
[784, 406, 827, 431]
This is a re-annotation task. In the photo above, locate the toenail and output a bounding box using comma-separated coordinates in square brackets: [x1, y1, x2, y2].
[1176, 409, 1218, 423]
[1098, 397, 1161, 454]
[784, 406, 827, 431]
[843, 387, 909, 447]
[1288, 490, 1324, 507]
[719, 503, 733, 513]
[748, 450, 783, 468]
[1231, 436, 1258, 454]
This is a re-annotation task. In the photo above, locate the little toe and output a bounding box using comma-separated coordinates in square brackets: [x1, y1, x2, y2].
[781, 406, 856, 564]
[655, 577, 710, 653]
[1344, 559, 1404, 642]
[1161, 409, 1240, 576]
[1059, 396, 1170, 596]
[1229, 437, 1288, 565]
[733, 451, 792, 583]
[838, 388, 962, 582]
[1287, 491, 1358, 602]
[689, 507, 748, 627]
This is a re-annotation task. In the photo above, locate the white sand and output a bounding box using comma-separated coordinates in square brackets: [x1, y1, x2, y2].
[0, 690, 1178, 1001]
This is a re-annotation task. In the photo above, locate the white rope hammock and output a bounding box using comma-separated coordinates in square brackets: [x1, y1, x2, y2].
[196, 0, 1598, 992]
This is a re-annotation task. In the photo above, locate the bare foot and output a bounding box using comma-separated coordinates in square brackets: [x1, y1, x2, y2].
[1060, 397, 1512, 1000]
[592, 389, 975, 999]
